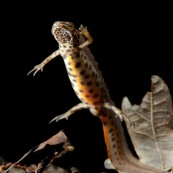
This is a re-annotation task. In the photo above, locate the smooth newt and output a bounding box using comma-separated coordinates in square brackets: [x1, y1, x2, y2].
[28, 21, 168, 173]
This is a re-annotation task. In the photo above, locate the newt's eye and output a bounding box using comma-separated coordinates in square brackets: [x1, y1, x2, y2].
[69, 26, 74, 30]
[68, 24, 74, 30]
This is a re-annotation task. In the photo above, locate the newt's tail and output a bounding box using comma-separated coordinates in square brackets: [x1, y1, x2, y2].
[100, 110, 168, 173]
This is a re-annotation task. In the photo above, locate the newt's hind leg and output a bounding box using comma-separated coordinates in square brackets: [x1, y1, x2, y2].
[103, 102, 135, 127]
[49, 103, 89, 124]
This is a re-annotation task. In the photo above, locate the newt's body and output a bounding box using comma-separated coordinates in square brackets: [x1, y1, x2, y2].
[28, 21, 167, 173]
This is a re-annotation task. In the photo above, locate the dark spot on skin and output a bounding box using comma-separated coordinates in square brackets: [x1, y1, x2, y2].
[72, 52, 77, 56]
[100, 109, 106, 117]
[100, 93, 105, 99]
[87, 81, 92, 86]
[73, 43, 78, 48]
[80, 82, 85, 85]
[109, 128, 113, 133]
[68, 68, 72, 71]
[91, 72, 94, 77]
[100, 87, 104, 92]
[85, 95, 89, 98]
[109, 115, 112, 120]
[112, 144, 115, 148]
[63, 45, 67, 48]
[68, 72, 72, 76]
[93, 93, 99, 98]
[85, 63, 88, 68]
[93, 102, 99, 105]
[80, 70, 86, 75]
[96, 82, 99, 86]
[112, 137, 115, 141]
[68, 72, 76, 78]
[116, 141, 119, 149]
[71, 55, 75, 59]
[72, 79, 76, 82]
[118, 138, 121, 145]
[75, 62, 81, 68]
[99, 110, 104, 115]
[68, 62, 71, 65]
[102, 94, 106, 99]
[111, 120, 114, 126]
[66, 49, 71, 53]
[95, 107, 100, 111]
[99, 95, 104, 100]
[89, 88, 94, 93]
[116, 157, 123, 166]
[79, 90, 83, 93]
[84, 74, 89, 79]
[92, 71, 95, 77]
[103, 122, 107, 125]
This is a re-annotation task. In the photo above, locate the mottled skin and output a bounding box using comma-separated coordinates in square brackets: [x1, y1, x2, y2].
[28, 21, 168, 173]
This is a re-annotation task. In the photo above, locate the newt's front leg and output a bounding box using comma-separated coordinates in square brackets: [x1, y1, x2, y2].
[27, 49, 60, 76]
[79, 25, 93, 49]
[49, 103, 89, 124]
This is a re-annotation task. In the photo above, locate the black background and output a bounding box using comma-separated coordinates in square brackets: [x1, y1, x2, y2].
[0, 1, 173, 173]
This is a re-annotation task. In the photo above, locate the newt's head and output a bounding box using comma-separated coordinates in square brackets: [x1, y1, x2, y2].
[51, 21, 79, 46]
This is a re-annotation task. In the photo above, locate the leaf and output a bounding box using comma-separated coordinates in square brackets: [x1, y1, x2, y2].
[35, 130, 68, 152]
[121, 75, 173, 171]
[4, 131, 68, 173]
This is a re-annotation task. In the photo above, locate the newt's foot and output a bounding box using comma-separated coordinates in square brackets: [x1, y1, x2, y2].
[49, 113, 69, 124]
[79, 24, 93, 49]
[79, 25, 88, 35]
[27, 64, 44, 76]
[49, 103, 89, 124]
[103, 102, 135, 127]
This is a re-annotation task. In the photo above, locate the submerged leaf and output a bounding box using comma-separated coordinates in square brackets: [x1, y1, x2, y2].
[122, 75, 173, 171]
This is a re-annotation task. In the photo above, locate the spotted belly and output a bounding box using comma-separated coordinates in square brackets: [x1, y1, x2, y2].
[63, 55, 107, 107]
